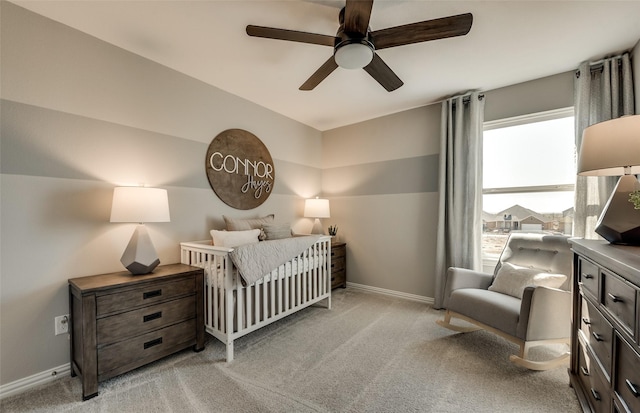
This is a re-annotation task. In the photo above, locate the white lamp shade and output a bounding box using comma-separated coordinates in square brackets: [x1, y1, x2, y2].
[578, 115, 640, 176]
[110, 187, 170, 223]
[304, 198, 330, 218]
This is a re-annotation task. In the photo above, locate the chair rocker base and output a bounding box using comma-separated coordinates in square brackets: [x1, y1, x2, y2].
[437, 310, 570, 371]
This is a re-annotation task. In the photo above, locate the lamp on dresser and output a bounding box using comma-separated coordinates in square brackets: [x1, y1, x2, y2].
[578, 115, 640, 245]
[110, 186, 170, 274]
[304, 197, 330, 235]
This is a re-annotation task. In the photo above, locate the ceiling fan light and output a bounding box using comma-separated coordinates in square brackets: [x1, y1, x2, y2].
[335, 42, 374, 69]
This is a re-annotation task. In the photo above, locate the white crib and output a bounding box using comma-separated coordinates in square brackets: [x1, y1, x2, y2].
[180, 236, 332, 361]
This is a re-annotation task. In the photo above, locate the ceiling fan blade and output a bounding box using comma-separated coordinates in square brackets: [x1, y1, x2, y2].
[371, 13, 473, 50]
[363, 53, 403, 92]
[344, 0, 374, 34]
[247, 25, 337, 47]
[299, 56, 339, 91]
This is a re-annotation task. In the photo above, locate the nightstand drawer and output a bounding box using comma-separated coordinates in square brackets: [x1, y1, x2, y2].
[581, 297, 613, 379]
[97, 296, 196, 345]
[98, 319, 196, 378]
[331, 257, 345, 272]
[97, 278, 195, 316]
[602, 271, 636, 336]
[331, 245, 345, 259]
[579, 257, 600, 300]
[331, 269, 346, 289]
[577, 341, 611, 413]
[615, 335, 640, 413]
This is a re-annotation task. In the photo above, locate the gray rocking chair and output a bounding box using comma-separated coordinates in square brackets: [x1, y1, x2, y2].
[437, 233, 573, 370]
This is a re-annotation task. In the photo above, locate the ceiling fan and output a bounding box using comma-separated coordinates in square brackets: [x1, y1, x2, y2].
[246, 0, 473, 92]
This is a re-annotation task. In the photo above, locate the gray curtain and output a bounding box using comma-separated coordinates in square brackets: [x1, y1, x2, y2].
[573, 53, 635, 239]
[434, 91, 485, 309]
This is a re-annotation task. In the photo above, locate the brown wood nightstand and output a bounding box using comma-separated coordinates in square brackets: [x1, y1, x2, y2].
[68, 263, 204, 400]
[330, 241, 346, 289]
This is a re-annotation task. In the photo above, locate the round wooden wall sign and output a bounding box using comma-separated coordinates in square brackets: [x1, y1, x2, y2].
[205, 129, 275, 210]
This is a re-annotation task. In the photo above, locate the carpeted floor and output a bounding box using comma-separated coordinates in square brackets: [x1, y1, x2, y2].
[1, 288, 580, 412]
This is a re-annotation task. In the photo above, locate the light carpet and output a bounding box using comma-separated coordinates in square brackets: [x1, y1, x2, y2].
[1, 288, 580, 412]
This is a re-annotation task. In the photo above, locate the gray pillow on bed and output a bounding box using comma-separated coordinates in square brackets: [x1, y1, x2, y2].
[262, 223, 292, 240]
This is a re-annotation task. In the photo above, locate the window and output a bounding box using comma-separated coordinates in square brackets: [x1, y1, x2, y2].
[482, 109, 575, 270]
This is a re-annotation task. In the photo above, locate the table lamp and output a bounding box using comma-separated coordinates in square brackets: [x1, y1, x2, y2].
[110, 186, 170, 274]
[304, 197, 330, 235]
[577, 115, 640, 245]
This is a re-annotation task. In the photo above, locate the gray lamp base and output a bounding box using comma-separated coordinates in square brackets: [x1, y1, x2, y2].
[595, 174, 640, 245]
[121, 224, 161, 274]
[310, 218, 325, 235]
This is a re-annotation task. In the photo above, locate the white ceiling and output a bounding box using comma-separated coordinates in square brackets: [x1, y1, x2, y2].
[12, 0, 640, 131]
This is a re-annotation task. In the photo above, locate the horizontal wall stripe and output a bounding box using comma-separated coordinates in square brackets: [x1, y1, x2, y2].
[0, 99, 320, 196]
[322, 155, 439, 197]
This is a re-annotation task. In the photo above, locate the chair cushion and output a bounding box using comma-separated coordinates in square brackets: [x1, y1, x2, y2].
[447, 289, 521, 337]
[488, 262, 567, 299]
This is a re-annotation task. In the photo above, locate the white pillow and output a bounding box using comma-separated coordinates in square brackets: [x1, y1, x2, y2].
[488, 262, 567, 299]
[210, 229, 260, 248]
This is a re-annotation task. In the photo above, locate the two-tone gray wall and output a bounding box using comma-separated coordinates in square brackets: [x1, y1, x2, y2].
[321, 71, 575, 300]
[0, 2, 322, 387]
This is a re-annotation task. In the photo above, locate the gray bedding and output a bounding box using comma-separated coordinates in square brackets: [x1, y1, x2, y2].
[230, 235, 322, 286]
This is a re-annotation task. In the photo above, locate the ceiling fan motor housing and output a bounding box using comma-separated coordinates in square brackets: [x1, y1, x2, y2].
[334, 8, 374, 69]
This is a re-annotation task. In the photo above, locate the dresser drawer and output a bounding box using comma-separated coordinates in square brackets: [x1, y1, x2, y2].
[580, 257, 600, 300]
[577, 341, 612, 413]
[615, 335, 640, 413]
[581, 297, 613, 379]
[98, 319, 196, 378]
[97, 296, 196, 345]
[602, 271, 637, 336]
[96, 278, 195, 316]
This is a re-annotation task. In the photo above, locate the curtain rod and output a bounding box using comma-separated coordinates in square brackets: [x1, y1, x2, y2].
[438, 93, 485, 106]
[575, 52, 628, 78]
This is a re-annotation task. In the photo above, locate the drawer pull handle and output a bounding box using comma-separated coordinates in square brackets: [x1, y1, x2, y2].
[143, 337, 163, 349]
[582, 317, 591, 325]
[590, 388, 601, 401]
[583, 273, 594, 280]
[591, 332, 603, 342]
[143, 311, 162, 323]
[607, 293, 623, 303]
[143, 289, 162, 299]
[580, 366, 590, 376]
[626, 379, 640, 398]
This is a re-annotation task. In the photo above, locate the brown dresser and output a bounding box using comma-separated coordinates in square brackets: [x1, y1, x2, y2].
[68, 263, 204, 400]
[569, 239, 640, 413]
[331, 241, 347, 289]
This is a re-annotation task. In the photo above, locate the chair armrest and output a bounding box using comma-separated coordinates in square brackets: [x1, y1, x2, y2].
[442, 267, 494, 308]
[517, 286, 571, 341]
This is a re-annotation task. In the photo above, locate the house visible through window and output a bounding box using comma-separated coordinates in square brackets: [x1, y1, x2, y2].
[482, 109, 575, 271]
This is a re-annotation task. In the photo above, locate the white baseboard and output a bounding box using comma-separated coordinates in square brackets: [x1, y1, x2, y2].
[346, 282, 434, 305]
[0, 363, 70, 400]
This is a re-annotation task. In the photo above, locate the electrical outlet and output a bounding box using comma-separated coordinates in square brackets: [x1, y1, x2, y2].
[54, 315, 69, 335]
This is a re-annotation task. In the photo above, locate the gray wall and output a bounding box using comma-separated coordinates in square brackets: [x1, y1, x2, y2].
[321, 71, 575, 300]
[634, 39, 640, 111]
[0, 2, 322, 386]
